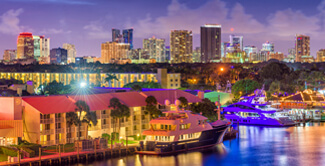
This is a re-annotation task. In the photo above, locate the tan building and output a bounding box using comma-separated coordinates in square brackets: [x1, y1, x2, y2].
[143, 37, 166, 62]
[0, 69, 181, 89]
[63, 43, 76, 64]
[170, 30, 193, 63]
[101, 42, 130, 64]
[300, 55, 314, 63]
[268, 52, 284, 61]
[316, 49, 325, 62]
[3, 49, 16, 62]
[295, 34, 310, 62]
[17, 32, 34, 59]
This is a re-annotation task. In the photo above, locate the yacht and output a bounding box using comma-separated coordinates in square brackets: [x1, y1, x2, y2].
[136, 110, 231, 155]
[223, 102, 296, 127]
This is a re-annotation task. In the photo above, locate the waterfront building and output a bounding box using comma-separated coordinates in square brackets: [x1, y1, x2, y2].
[143, 37, 166, 62]
[200, 24, 221, 63]
[170, 30, 193, 63]
[17, 32, 34, 59]
[316, 49, 325, 62]
[62, 43, 76, 64]
[123, 29, 133, 49]
[50, 48, 68, 65]
[230, 34, 243, 51]
[0, 69, 181, 89]
[295, 34, 310, 62]
[3, 49, 16, 62]
[192, 47, 201, 63]
[101, 42, 130, 64]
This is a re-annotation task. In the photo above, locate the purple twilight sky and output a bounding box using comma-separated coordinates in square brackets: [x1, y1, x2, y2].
[0, 0, 325, 58]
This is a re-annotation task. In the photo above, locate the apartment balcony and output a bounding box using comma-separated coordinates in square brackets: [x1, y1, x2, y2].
[141, 119, 149, 124]
[101, 114, 110, 119]
[40, 118, 54, 124]
[66, 138, 75, 144]
[101, 124, 110, 129]
[40, 129, 54, 135]
[133, 120, 140, 125]
[120, 121, 130, 127]
[56, 139, 66, 145]
[66, 127, 75, 133]
[125, 130, 132, 136]
[40, 140, 55, 146]
[55, 117, 65, 123]
[76, 126, 85, 132]
[55, 128, 65, 134]
[133, 130, 141, 135]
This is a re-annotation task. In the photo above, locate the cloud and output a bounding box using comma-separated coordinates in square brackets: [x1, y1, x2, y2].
[6, 0, 94, 5]
[40, 28, 71, 34]
[0, 8, 25, 35]
[83, 21, 110, 39]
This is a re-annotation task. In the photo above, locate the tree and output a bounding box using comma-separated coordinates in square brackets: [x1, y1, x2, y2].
[268, 81, 281, 94]
[105, 74, 118, 87]
[259, 62, 291, 81]
[123, 81, 161, 89]
[37, 80, 72, 95]
[145, 96, 162, 119]
[232, 79, 260, 100]
[190, 98, 218, 122]
[178, 97, 188, 109]
[131, 84, 142, 92]
[66, 100, 97, 141]
[109, 98, 130, 140]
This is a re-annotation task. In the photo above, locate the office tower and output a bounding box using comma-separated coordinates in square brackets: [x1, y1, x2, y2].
[3, 49, 16, 62]
[192, 47, 201, 63]
[229, 34, 243, 51]
[62, 43, 76, 64]
[33, 35, 50, 62]
[17, 32, 34, 59]
[222, 42, 230, 58]
[170, 30, 193, 63]
[295, 34, 310, 62]
[244, 46, 258, 62]
[112, 29, 121, 42]
[200, 24, 221, 63]
[50, 48, 68, 64]
[101, 42, 130, 64]
[317, 49, 325, 62]
[261, 41, 274, 52]
[165, 46, 170, 62]
[143, 36, 166, 62]
[123, 29, 133, 49]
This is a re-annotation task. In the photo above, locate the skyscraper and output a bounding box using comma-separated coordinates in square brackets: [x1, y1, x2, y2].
[261, 41, 274, 52]
[3, 49, 16, 62]
[33, 35, 50, 62]
[170, 30, 193, 63]
[62, 43, 76, 64]
[192, 47, 201, 63]
[112, 29, 121, 42]
[229, 34, 243, 51]
[295, 34, 310, 62]
[143, 37, 166, 62]
[244, 45, 258, 62]
[101, 42, 130, 64]
[123, 29, 133, 49]
[50, 48, 67, 65]
[200, 24, 221, 63]
[17, 32, 34, 59]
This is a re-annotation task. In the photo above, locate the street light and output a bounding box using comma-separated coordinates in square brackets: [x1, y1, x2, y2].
[220, 67, 224, 72]
[80, 82, 87, 88]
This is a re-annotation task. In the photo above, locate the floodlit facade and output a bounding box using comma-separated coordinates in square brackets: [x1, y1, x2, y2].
[0, 69, 181, 89]
[101, 42, 130, 64]
[229, 34, 243, 51]
[17, 32, 34, 59]
[63, 43, 76, 64]
[316, 49, 325, 62]
[192, 47, 201, 63]
[143, 37, 166, 62]
[295, 34, 310, 62]
[33, 35, 50, 62]
[123, 29, 133, 49]
[170, 30, 193, 63]
[3, 49, 16, 62]
[200, 24, 221, 63]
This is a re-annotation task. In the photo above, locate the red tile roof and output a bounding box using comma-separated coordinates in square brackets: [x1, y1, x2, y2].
[22, 96, 76, 114]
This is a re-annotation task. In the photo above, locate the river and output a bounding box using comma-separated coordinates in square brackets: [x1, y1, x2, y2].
[76, 122, 325, 166]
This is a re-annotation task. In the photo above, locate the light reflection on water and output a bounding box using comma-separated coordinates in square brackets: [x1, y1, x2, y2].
[76, 122, 325, 166]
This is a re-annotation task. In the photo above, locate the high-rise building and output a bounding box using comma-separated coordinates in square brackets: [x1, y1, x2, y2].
[192, 47, 201, 63]
[200, 24, 221, 63]
[3, 49, 16, 62]
[261, 41, 274, 52]
[268, 52, 284, 61]
[244, 46, 258, 62]
[316, 49, 325, 62]
[33, 35, 50, 62]
[229, 34, 243, 51]
[112, 29, 121, 42]
[143, 37, 166, 62]
[221, 42, 230, 58]
[165, 46, 170, 62]
[295, 34, 310, 62]
[17, 32, 34, 59]
[170, 30, 193, 63]
[101, 42, 130, 64]
[123, 29, 133, 49]
[50, 48, 67, 65]
[62, 43, 76, 64]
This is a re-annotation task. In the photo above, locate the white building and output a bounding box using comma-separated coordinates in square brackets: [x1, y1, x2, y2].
[33, 35, 50, 62]
[229, 35, 243, 51]
[143, 37, 166, 63]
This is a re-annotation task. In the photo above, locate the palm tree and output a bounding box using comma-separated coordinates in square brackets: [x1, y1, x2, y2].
[109, 98, 130, 140]
[105, 74, 118, 87]
[145, 96, 162, 119]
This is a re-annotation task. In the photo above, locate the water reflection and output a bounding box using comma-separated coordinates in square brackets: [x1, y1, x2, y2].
[76, 122, 325, 166]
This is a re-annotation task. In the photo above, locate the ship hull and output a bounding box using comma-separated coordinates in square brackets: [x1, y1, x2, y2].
[225, 115, 296, 127]
[136, 124, 229, 155]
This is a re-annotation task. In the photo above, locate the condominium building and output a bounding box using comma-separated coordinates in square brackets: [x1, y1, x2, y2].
[170, 30, 193, 63]
[123, 29, 133, 49]
[0, 69, 181, 89]
[200, 24, 221, 63]
[17, 32, 34, 59]
[143, 37, 166, 62]
[268, 52, 284, 61]
[101, 42, 130, 64]
[50, 48, 68, 65]
[33, 35, 50, 62]
[192, 47, 201, 63]
[230, 34, 243, 51]
[3, 49, 16, 62]
[316, 49, 325, 62]
[295, 34, 310, 62]
[62, 43, 76, 64]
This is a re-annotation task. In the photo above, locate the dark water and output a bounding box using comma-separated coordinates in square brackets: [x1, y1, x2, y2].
[78, 122, 325, 166]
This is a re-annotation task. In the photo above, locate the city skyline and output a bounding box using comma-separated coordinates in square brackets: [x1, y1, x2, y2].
[0, 0, 325, 58]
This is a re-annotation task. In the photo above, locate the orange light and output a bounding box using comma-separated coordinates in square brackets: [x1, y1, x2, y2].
[220, 68, 224, 71]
